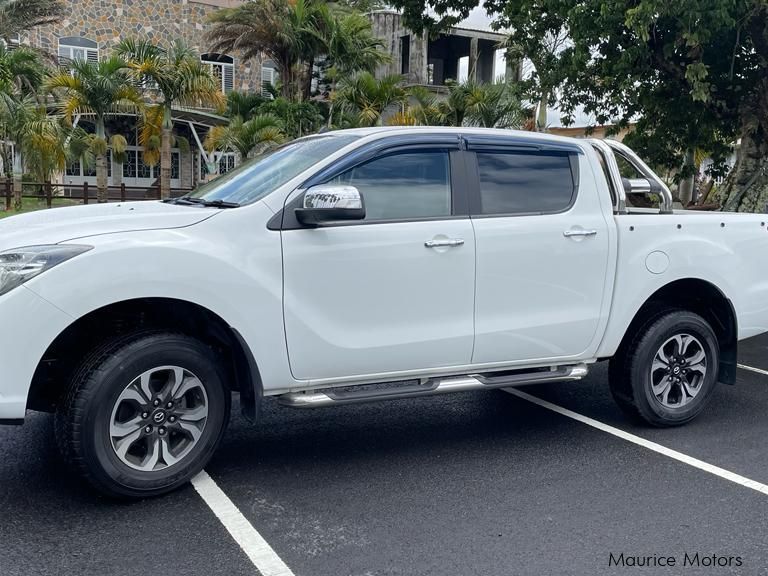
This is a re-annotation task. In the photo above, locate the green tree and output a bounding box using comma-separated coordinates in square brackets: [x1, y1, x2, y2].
[206, 0, 330, 101]
[116, 39, 225, 199]
[320, 11, 388, 78]
[390, 0, 768, 211]
[258, 97, 325, 138]
[204, 114, 285, 159]
[225, 91, 269, 121]
[0, 0, 64, 41]
[18, 105, 69, 186]
[334, 72, 407, 126]
[436, 81, 474, 127]
[502, 26, 569, 132]
[0, 43, 46, 197]
[464, 81, 524, 129]
[46, 57, 139, 203]
[320, 11, 389, 125]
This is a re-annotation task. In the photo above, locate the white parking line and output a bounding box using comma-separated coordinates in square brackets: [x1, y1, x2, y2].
[738, 363, 768, 376]
[504, 388, 768, 496]
[191, 470, 296, 576]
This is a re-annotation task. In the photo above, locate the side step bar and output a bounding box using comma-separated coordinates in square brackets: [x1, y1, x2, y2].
[278, 363, 588, 408]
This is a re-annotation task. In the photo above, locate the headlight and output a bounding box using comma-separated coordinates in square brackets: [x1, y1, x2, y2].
[0, 245, 92, 296]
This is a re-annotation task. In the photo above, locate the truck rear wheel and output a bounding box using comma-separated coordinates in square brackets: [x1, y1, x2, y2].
[609, 310, 719, 427]
[55, 332, 230, 498]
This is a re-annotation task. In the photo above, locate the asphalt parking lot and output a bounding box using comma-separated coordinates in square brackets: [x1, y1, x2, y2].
[3, 335, 768, 576]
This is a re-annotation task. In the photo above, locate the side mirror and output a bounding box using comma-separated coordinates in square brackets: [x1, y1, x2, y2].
[295, 185, 365, 226]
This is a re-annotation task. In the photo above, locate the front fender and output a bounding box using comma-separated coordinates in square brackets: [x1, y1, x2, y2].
[24, 216, 296, 394]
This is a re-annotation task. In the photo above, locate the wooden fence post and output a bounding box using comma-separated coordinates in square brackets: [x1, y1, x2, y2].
[45, 181, 52, 208]
[83, 181, 89, 205]
[4, 179, 10, 211]
[13, 174, 21, 211]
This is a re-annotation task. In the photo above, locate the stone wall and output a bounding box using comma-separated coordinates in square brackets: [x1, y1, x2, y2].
[23, 0, 262, 94]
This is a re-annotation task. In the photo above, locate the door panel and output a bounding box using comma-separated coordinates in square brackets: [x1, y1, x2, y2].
[282, 220, 475, 380]
[470, 149, 610, 364]
[281, 147, 475, 381]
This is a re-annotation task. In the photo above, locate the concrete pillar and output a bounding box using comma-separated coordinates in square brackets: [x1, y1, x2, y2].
[181, 149, 193, 188]
[505, 50, 522, 83]
[112, 158, 122, 187]
[409, 33, 429, 83]
[368, 12, 401, 78]
[478, 47, 495, 83]
[468, 37, 478, 82]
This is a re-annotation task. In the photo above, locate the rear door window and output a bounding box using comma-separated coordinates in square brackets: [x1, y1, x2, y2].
[474, 151, 576, 215]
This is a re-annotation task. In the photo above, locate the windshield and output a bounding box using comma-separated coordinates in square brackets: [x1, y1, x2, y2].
[187, 134, 360, 206]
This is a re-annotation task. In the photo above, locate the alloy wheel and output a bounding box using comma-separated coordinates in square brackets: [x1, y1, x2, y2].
[650, 334, 707, 409]
[108, 366, 209, 472]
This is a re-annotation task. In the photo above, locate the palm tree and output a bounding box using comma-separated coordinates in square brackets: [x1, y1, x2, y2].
[436, 82, 474, 127]
[321, 11, 389, 126]
[225, 91, 268, 121]
[46, 57, 141, 202]
[0, 43, 46, 195]
[0, 0, 64, 41]
[397, 85, 444, 126]
[116, 39, 225, 199]
[321, 12, 388, 77]
[0, 43, 45, 96]
[334, 72, 406, 126]
[204, 114, 285, 160]
[18, 105, 69, 185]
[206, 0, 330, 101]
[465, 82, 524, 129]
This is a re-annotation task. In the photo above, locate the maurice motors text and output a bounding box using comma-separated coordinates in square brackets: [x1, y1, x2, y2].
[608, 553, 743, 568]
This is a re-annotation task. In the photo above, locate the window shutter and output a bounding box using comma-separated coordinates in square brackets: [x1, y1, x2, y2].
[261, 68, 274, 97]
[223, 64, 234, 93]
[86, 48, 98, 63]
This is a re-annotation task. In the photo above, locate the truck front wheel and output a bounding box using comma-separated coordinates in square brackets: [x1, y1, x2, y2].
[609, 310, 719, 427]
[55, 332, 231, 498]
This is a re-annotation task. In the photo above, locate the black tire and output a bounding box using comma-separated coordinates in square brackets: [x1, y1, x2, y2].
[55, 332, 231, 498]
[609, 310, 719, 427]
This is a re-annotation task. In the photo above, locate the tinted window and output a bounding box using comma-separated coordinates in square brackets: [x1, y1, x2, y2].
[476, 152, 575, 215]
[332, 152, 451, 221]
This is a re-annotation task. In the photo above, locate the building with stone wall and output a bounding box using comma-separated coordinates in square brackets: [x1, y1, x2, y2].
[21, 0, 273, 190]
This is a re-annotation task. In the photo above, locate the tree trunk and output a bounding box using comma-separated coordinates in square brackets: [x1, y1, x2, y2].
[718, 130, 768, 212]
[678, 148, 695, 205]
[160, 125, 172, 200]
[278, 58, 294, 100]
[13, 173, 21, 211]
[95, 153, 108, 203]
[302, 56, 314, 102]
[536, 92, 549, 132]
[12, 147, 22, 211]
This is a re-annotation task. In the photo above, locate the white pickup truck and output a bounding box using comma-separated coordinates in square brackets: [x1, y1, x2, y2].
[1, 127, 766, 497]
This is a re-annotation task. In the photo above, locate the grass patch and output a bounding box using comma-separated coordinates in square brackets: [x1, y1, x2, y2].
[0, 196, 80, 219]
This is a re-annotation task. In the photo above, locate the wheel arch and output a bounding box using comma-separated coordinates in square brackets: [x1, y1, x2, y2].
[27, 297, 262, 420]
[613, 278, 737, 384]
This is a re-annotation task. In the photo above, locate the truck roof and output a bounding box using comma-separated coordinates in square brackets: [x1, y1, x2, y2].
[328, 126, 584, 146]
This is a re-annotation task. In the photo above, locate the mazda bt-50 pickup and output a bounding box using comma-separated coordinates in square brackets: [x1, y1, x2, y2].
[1, 127, 765, 497]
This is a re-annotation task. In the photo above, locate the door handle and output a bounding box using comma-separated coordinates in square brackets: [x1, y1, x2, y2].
[563, 229, 597, 238]
[425, 238, 465, 248]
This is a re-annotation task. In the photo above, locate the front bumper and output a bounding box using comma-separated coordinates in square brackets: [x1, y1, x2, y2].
[0, 286, 73, 421]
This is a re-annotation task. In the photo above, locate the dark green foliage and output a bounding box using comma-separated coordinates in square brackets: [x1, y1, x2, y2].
[389, 0, 768, 209]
